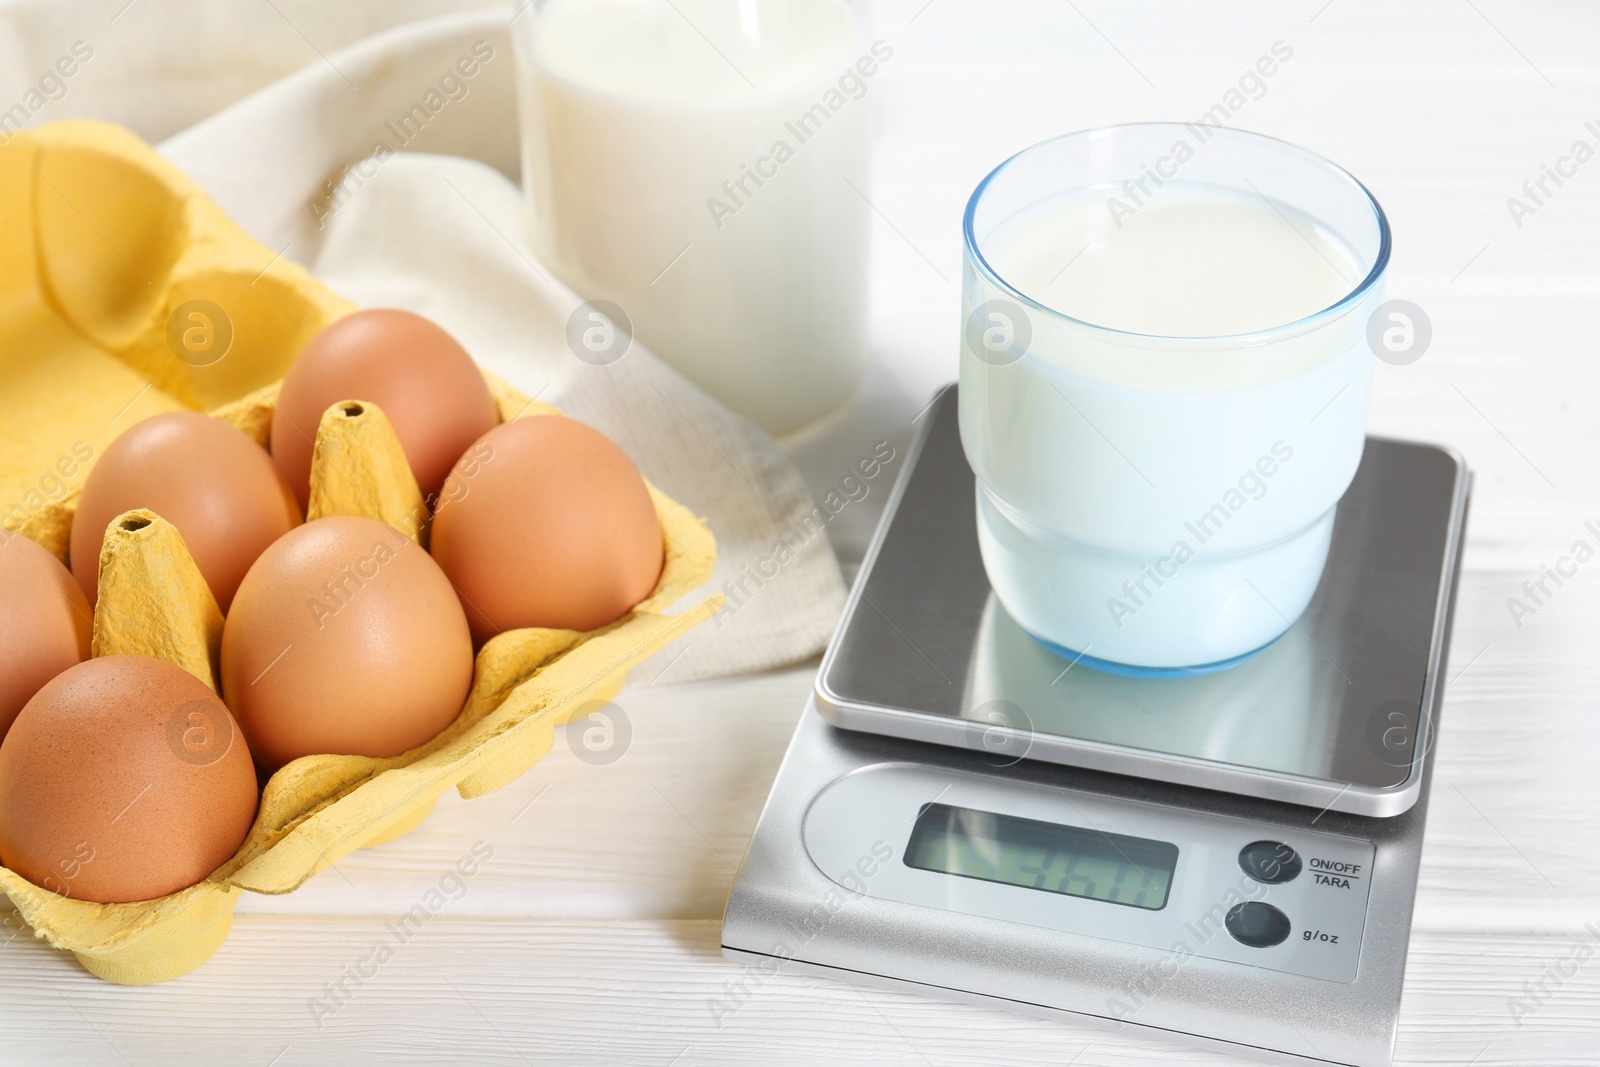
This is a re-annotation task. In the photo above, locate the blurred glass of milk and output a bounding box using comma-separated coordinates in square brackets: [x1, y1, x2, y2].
[512, 0, 874, 436]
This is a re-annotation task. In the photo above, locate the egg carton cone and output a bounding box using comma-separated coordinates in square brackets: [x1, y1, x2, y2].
[0, 121, 720, 984]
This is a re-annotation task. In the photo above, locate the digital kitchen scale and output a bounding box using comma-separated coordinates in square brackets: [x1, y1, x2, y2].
[722, 385, 1470, 1067]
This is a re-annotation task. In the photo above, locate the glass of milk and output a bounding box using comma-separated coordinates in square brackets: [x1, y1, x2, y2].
[512, 0, 874, 437]
[959, 124, 1390, 675]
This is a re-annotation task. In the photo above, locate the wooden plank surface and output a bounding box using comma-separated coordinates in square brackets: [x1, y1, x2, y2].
[0, 917, 1596, 1066]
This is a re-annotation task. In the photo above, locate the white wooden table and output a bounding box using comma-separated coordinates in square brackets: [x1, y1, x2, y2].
[5, 2, 1600, 1064]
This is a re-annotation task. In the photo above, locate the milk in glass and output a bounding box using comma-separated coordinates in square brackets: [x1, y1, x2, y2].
[961, 171, 1379, 671]
[515, 0, 872, 436]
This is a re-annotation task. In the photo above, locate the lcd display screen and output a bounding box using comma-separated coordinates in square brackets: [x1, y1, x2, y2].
[904, 802, 1178, 910]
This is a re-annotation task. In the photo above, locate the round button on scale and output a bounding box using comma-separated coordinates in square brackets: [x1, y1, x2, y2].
[1225, 901, 1292, 948]
[1239, 840, 1302, 884]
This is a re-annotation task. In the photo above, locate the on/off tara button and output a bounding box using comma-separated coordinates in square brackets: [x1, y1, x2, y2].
[1238, 840, 1302, 884]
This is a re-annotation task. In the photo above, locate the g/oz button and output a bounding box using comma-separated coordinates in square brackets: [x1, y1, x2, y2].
[1239, 840, 1302, 884]
[1225, 902, 1292, 948]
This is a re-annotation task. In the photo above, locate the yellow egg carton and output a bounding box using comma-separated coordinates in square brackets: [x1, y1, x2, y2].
[0, 121, 720, 984]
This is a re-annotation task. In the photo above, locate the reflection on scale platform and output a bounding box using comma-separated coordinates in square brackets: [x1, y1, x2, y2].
[963, 592, 1351, 788]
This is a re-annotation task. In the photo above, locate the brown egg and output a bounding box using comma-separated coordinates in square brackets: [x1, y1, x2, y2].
[69, 412, 302, 612]
[0, 654, 258, 904]
[270, 309, 499, 510]
[220, 516, 474, 772]
[430, 416, 663, 643]
[0, 532, 92, 743]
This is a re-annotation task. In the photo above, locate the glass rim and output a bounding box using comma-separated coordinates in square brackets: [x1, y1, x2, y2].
[510, 0, 872, 112]
[962, 122, 1393, 343]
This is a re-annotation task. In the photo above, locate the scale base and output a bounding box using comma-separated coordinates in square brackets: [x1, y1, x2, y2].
[723, 699, 1436, 1067]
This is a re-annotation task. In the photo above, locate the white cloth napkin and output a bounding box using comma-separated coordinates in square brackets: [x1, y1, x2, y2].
[0, 2, 849, 682]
